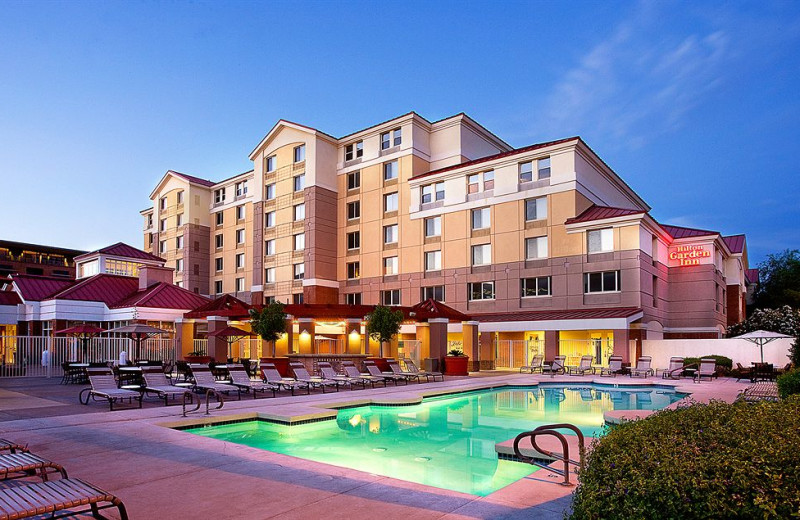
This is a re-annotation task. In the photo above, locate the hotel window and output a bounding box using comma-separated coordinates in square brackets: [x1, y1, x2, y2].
[484, 170, 494, 190]
[175, 259, 184, 272]
[421, 182, 444, 204]
[384, 224, 398, 244]
[146, 214, 153, 229]
[421, 286, 445, 302]
[346, 293, 362, 305]
[383, 256, 398, 275]
[381, 289, 401, 306]
[525, 236, 548, 259]
[467, 174, 480, 194]
[652, 275, 658, 307]
[347, 262, 360, 279]
[383, 160, 398, 181]
[588, 228, 613, 253]
[265, 296, 276, 304]
[215, 257, 223, 272]
[294, 233, 305, 251]
[265, 155, 276, 173]
[235, 181, 247, 197]
[584, 271, 621, 293]
[176, 236, 184, 249]
[265, 183, 276, 200]
[265, 239, 275, 256]
[236, 229, 245, 244]
[537, 157, 551, 179]
[293, 263, 305, 280]
[347, 231, 360, 250]
[293, 293, 304, 304]
[294, 203, 305, 221]
[381, 128, 401, 150]
[424, 250, 441, 271]
[160, 197, 167, 210]
[177, 190, 184, 204]
[347, 171, 360, 190]
[472, 244, 491, 266]
[424, 216, 441, 237]
[236, 205, 245, 220]
[521, 276, 551, 297]
[265, 211, 276, 228]
[265, 267, 276, 283]
[235, 277, 245, 292]
[294, 144, 306, 163]
[214, 280, 223, 294]
[384, 192, 398, 213]
[176, 213, 184, 226]
[160, 219, 166, 232]
[235, 253, 245, 269]
[293, 174, 305, 192]
[345, 141, 363, 161]
[525, 197, 547, 221]
[468, 281, 495, 301]
[471, 207, 490, 230]
[347, 201, 360, 220]
[215, 234, 223, 249]
[215, 212, 223, 226]
[519, 161, 533, 182]
[214, 188, 226, 204]
[159, 240, 166, 253]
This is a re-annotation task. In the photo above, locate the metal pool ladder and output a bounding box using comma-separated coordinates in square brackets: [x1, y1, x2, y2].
[182, 389, 224, 417]
[512, 423, 585, 486]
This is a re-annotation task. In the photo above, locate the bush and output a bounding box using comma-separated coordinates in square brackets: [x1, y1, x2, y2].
[570, 397, 800, 519]
[683, 355, 733, 376]
[777, 368, 800, 398]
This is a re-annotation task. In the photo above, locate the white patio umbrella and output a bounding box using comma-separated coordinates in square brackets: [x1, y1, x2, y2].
[734, 330, 794, 363]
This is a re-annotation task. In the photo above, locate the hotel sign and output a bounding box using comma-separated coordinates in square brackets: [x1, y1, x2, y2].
[669, 245, 712, 267]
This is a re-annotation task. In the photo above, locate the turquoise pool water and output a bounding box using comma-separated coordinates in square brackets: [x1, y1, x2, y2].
[185, 384, 684, 496]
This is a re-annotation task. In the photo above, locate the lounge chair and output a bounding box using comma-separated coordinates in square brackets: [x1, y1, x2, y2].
[192, 368, 242, 400]
[599, 356, 624, 377]
[261, 363, 311, 395]
[342, 361, 387, 387]
[364, 361, 407, 385]
[659, 357, 686, 379]
[567, 355, 595, 376]
[141, 367, 194, 405]
[629, 356, 654, 378]
[403, 358, 444, 382]
[693, 358, 718, 382]
[79, 369, 142, 411]
[318, 362, 365, 389]
[542, 356, 566, 377]
[228, 365, 277, 398]
[0, 438, 28, 454]
[385, 359, 421, 383]
[0, 452, 68, 482]
[290, 362, 340, 393]
[0, 478, 128, 520]
[520, 354, 544, 374]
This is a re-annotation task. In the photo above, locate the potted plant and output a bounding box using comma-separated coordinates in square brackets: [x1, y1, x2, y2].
[184, 351, 212, 364]
[365, 305, 404, 371]
[250, 302, 289, 376]
[445, 348, 470, 376]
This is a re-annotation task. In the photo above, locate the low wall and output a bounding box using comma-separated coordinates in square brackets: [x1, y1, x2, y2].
[642, 338, 794, 369]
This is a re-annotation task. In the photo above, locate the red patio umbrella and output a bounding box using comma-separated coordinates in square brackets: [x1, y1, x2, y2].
[55, 324, 107, 362]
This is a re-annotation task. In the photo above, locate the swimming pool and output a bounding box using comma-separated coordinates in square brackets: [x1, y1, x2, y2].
[185, 384, 685, 496]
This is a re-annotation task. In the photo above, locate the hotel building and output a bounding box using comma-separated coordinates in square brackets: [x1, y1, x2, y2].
[141, 112, 755, 368]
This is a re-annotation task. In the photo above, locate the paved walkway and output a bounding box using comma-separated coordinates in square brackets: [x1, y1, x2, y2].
[0, 373, 750, 519]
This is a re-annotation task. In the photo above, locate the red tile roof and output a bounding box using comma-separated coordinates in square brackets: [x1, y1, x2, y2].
[411, 136, 580, 181]
[409, 299, 471, 322]
[169, 170, 216, 187]
[723, 234, 746, 254]
[473, 307, 642, 323]
[12, 274, 76, 302]
[0, 291, 22, 305]
[565, 205, 646, 225]
[745, 269, 759, 285]
[184, 294, 254, 319]
[48, 274, 140, 305]
[111, 282, 209, 310]
[660, 224, 719, 240]
[74, 242, 164, 262]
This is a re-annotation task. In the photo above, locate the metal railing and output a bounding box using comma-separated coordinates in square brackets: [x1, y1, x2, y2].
[496, 340, 544, 369]
[559, 339, 613, 367]
[397, 340, 421, 366]
[192, 339, 208, 355]
[513, 423, 585, 486]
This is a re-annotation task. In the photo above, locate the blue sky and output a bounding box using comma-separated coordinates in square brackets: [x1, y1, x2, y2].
[1, 0, 798, 266]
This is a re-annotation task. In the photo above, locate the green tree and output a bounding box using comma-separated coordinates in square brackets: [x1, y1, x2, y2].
[365, 305, 404, 357]
[754, 249, 800, 309]
[249, 302, 287, 357]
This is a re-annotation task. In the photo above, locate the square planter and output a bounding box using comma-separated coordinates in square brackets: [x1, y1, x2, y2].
[444, 356, 470, 376]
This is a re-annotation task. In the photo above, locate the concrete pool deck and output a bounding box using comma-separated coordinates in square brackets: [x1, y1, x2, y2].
[0, 372, 751, 519]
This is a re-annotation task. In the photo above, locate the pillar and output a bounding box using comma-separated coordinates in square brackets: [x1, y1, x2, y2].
[479, 332, 495, 370]
[429, 318, 448, 364]
[207, 316, 228, 363]
[462, 321, 480, 372]
[298, 318, 314, 354]
[613, 329, 632, 364]
[174, 318, 195, 360]
[544, 330, 559, 362]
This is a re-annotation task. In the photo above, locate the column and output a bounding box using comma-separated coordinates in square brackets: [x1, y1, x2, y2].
[544, 330, 560, 362]
[479, 332, 495, 370]
[207, 316, 228, 363]
[462, 321, 480, 372]
[173, 318, 195, 360]
[429, 318, 448, 367]
[613, 329, 632, 364]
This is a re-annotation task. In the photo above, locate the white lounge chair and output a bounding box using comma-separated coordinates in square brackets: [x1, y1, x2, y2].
[629, 356, 654, 378]
[567, 355, 595, 376]
[542, 356, 566, 377]
[520, 354, 544, 374]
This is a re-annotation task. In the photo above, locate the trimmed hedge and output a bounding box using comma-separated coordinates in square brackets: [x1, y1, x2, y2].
[777, 368, 800, 398]
[570, 397, 800, 519]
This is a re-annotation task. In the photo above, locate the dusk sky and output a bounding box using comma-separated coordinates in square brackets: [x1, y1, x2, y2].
[1, 0, 798, 266]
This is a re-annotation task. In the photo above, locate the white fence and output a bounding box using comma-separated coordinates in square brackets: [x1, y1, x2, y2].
[559, 339, 613, 366]
[0, 335, 178, 378]
[192, 339, 208, 355]
[643, 338, 794, 369]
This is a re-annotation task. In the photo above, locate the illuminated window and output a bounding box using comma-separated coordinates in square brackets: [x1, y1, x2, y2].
[347, 262, 360, 279]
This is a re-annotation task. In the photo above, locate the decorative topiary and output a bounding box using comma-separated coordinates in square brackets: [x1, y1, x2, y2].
[777, 368, 800, 398]
[570, 397, 800, 519]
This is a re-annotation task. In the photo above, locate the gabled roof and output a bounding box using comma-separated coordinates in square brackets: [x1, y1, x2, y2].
[409, 299, 471, 322]
[473, 307, 642, 323]
[12, 274, 76, 302]
[660, 224, 719, 240]
[111, 282, 209, 310]
[47, 274, 140, 305]
[169, 170, 216, 187]
[745, 269, 759, 285]
[723, 234, 746, 254]
[184, 294, 253, 319]
[565, 205, 646, 225]
[249, 119, 337, 159]
[0, 291, 22, 306]
[74, 242, 164, 263]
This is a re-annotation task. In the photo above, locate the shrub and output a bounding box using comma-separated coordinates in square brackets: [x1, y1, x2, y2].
[777, 368, 800, 398]
[683, 355, 733, 375]
[570, 397, 800, 519]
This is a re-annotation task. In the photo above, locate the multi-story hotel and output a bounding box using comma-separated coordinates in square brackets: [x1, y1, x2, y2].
[142, 111, 755, 367]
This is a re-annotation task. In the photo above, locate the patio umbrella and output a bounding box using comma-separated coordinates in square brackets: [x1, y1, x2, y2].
[209, 326, 256, 359]
[734, 330, 794, 363]
[55, 324, 107, 362]
[104, 324, 170, 361]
